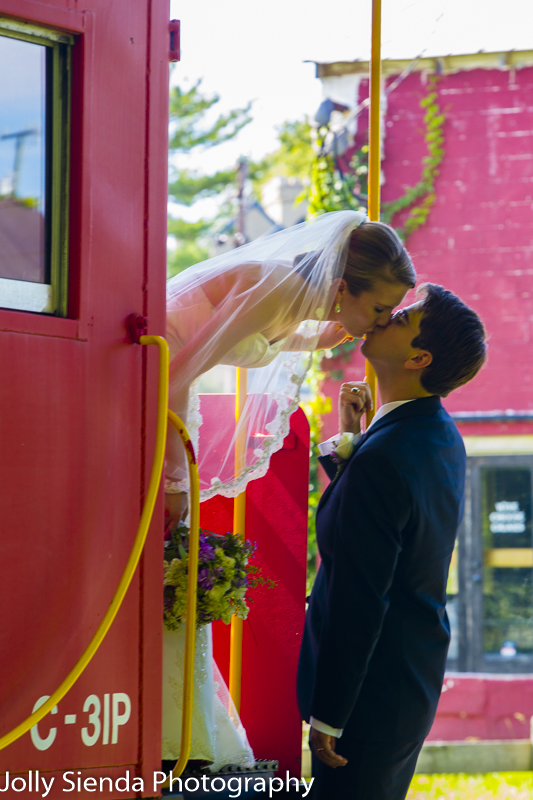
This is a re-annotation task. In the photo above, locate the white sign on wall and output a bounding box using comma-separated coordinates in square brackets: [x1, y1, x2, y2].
[489, 501, 526, 534]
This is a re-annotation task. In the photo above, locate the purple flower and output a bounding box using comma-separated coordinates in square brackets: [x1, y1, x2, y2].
[198, 568, 215, 590]
[199, 539, 216, 563]
[213, 566, 224, 578]
[234, 576, 248, 588]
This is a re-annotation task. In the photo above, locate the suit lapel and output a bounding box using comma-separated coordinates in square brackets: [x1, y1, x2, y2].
[316, 396, 443, 514]
[316, 431, 370, 512]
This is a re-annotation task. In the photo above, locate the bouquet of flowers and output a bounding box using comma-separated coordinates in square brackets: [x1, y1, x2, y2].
[164, 523, 269, 630]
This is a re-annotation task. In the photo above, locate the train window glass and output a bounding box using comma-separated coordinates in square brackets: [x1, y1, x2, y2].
[0, 37, 46, 281]
[0, 19, 73, 316]
[481, 466, 533, 660]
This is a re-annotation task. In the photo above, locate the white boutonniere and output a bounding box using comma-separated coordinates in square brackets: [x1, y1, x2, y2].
[332, 431, 356, 462]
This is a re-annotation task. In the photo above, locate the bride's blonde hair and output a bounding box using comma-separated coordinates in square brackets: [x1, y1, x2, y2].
[343, 221, 416, 296]
[294, 220, 415, 295]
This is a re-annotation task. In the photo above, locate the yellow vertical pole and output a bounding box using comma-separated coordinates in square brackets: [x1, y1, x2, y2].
[365, 0, 382, 428]
[167, 410, 201, 783]
[229, 367, 247, 714]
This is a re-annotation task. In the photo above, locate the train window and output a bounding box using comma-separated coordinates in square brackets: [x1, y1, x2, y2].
[0, 18, 73, 316]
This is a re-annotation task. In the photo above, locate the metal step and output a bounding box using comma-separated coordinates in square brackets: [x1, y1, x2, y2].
[162, 760, 281, 799]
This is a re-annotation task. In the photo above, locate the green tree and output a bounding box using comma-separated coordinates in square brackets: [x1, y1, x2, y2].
[167, 79, 252, 278]
[249, 117, 315, 197]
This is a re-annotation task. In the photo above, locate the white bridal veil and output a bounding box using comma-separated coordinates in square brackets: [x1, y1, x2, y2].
[166, 209, 367, 500]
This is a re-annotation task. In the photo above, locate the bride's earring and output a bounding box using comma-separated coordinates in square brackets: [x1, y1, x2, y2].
[335, 300, 341, 314]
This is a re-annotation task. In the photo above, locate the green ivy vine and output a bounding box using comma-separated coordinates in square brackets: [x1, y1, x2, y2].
[307, 73, 445, 239]
[381, 75, 445, 238]
[307, 141, 368, 217]
[301, 352, 331, 592]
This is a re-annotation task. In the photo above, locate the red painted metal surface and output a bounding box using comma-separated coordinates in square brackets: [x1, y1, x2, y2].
[199, 398, 310, 778]
[428, 674, 533, 741]
[0, 0, 168, 797]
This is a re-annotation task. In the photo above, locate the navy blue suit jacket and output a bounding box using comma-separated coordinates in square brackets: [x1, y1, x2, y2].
[297, 396, 466, 742]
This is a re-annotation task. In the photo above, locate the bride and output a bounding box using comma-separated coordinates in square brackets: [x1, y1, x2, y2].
[163, 210, 416, 767]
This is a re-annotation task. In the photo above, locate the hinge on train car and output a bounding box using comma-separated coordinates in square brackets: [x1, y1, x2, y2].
[169, 19, 180, 62]
[127, 313, 148, 344]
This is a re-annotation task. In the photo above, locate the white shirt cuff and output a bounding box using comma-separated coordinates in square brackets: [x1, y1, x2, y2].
[310, 716, 344, 738]
[317, 432, 361, 459]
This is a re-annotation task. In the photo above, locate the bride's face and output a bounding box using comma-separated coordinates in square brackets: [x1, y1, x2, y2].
[336, 278, 409, 338]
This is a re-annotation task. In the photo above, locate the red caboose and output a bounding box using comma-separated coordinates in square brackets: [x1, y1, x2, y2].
[0, 3, 309, 796]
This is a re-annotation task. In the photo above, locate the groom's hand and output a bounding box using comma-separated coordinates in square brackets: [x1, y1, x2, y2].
[310, 728, 348, 768]
[339, 381, 372, 434]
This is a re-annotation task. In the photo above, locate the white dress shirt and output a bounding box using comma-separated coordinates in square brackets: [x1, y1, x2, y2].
[311, 399, 415, 738]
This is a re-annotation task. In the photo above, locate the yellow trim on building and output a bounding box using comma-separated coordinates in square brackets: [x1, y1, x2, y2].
[485, 549, 533, 568]
[463, 436, 533, 457]
[315, 49, 533, 78]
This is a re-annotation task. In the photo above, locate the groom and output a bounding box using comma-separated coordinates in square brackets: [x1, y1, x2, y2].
[297, 283, 486, 800]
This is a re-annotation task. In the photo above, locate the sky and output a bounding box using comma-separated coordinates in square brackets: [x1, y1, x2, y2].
[169, 0, 533, 223]
[0, 36, 46, 202]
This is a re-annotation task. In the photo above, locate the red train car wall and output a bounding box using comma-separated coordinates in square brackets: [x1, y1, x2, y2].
[0, 1, 168, 797]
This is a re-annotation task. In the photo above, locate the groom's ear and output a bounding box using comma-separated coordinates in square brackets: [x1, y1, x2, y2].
[404, 350, 433, 371]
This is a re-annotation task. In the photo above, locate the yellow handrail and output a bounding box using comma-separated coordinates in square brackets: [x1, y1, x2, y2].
[368, 0, 382, 223]
[0, 334, 169, 751]
[229, 367, 248, 714]
[365, 0, 382, 427]
[166, 411, 201, 781]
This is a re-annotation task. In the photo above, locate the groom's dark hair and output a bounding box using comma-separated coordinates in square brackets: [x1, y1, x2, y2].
[412, 283, 487, 397]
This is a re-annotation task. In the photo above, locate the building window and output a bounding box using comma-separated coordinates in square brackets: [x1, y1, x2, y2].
[481, 466, 533, 660]
[0, 17, 73, 316]
[449, 455, 533, 673]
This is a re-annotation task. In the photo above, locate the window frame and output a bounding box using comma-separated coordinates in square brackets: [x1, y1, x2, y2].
[452, 454, 533, 674]
[0, 16, 73, 317]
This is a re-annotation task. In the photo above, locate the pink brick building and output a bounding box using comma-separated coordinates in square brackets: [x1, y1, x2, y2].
[316, 49, 533, 741]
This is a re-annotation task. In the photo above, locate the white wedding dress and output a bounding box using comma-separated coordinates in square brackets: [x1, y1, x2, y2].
[162, 623, 254, 770]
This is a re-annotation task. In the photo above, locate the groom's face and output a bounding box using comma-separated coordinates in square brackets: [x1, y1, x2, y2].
[360, 300, 426, 366]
